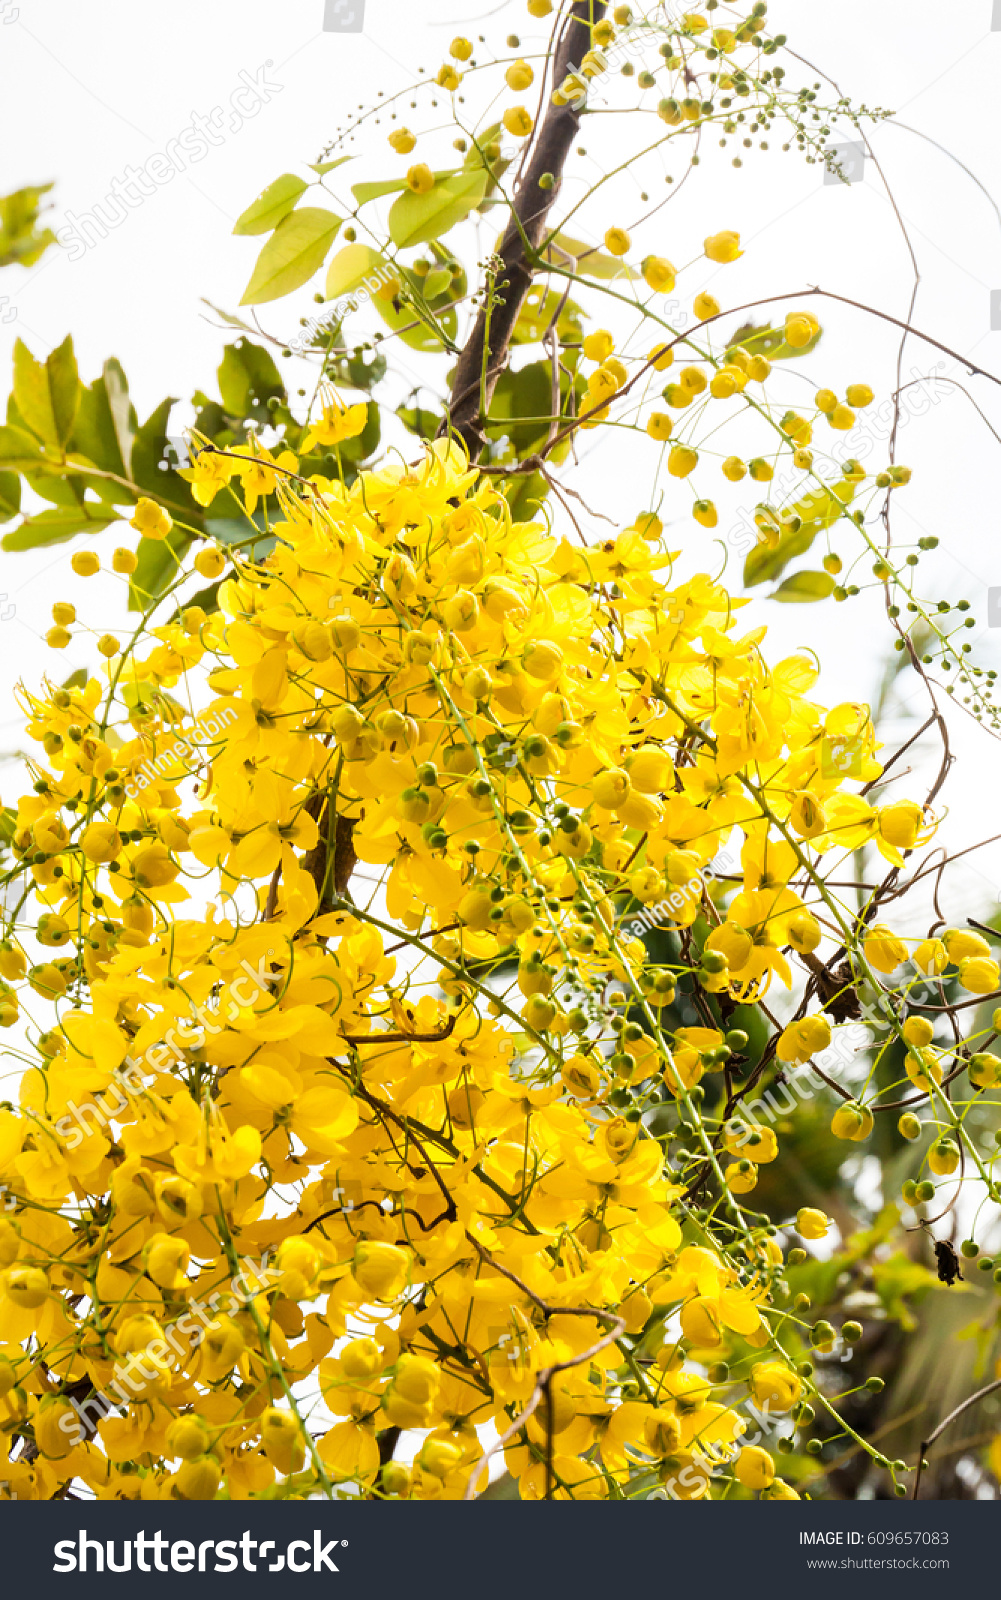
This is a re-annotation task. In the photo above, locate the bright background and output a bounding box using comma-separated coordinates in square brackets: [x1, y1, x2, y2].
[0, 0, 999, 920]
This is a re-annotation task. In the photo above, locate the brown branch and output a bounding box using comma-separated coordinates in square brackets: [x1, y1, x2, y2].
[912, 1377, 1001, 1499]
[440, 0, 606, 459]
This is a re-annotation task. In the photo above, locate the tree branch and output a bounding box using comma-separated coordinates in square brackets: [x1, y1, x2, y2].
[441, 0, 606, 459]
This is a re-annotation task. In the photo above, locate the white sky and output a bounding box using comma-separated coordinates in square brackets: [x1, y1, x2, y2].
[0, 0, 1000, 931]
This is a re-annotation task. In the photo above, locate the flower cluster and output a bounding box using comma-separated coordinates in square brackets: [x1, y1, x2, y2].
[0, 433, 965, 1503]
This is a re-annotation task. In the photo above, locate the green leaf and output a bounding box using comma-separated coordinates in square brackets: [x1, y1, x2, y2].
[325, 243, 387, 300]
[131, 397, 199, 517]
[743, 520, 818, 588]
[0, 472, 20, 523]
[397, 403, 440, 440]
[200, 299, 261, 337]
[744, 480, 854, 587]
[233, 173, 310, 237]
[770, 569, 836, 603]
[13, 334, 80, 448]
[351, 178, 410, 206]
[129, 526, 192, 612]
[24, 467, 85, 509]
[178, 579, 222, 617]
[542, 231, 638, 280]
[239, 208, 342, 306]
[205, 510, 274, 562]
[310, 156, 353, 177]
[502, 468, 550, 521]
[103, 358, 134, 476]
[729, 319, 823, 362]
[72, 360, 136, 490]
[217, 338, 285, 420]
[464, 124, 501, 168]
[423, 266, 452, 300]
[793, 477, 855, 528]
[477, 1471, 519, 1501]
[345, 349, 387, 390]
[1, 503, 117, 552]
[387, 170, 488, 249]
[512, 284, 584, 346]
[0, 183, 56, 269]
[374, 289, 457, 354]
[0, 423, 44, 471]
[486, 360, 582, 457]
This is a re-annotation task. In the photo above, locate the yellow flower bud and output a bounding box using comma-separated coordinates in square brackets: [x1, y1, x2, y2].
[3, 1264, 48, 1308]
[958, 957, 999, 995]
[505, 59, 534, 90]
[647, 412, 673, 442]
[194, 546, 226, 580]
[749, 1361, 801, 1413]
[928, 1139, 959, 1176]
[942, 928, 991, 962]
[864, 924, 908, 975]
[166, 1414, 211, 1462]
[642, 255, 676, 292]
[796, 1207, 830, 1241]
[592, 767, 630, 809]
[776, 1014, 831, 1065]
[81, 821, 122, 864]
[831, 1101, 873, 1142]
[353, 1241, 410, 1301]
[735, 1444, 775, 1490]
[704, 230, 742, 263]
[668, 445, 698, 478]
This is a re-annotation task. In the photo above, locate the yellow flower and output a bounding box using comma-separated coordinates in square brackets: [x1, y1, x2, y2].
[796, 1207, 830, 1240]
[582, 328, 614, 362]
[958, 957, 999, 995]
[352, 1241, 410, 1302]
[734, 1444, 774, 1489]
[506, 59, 534, 90]
[704, 230, 742, 263]
[503, 106, 534, 137]
[301, 391, 369, 451]
[131, 496, 173, 538]
[776, 1014, 831, 1065]
[748, 1361, 801, 1413]
[864, 924, 908, 974]
[642, 254, 676, 292]
[831, 1101, 874, 1142]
